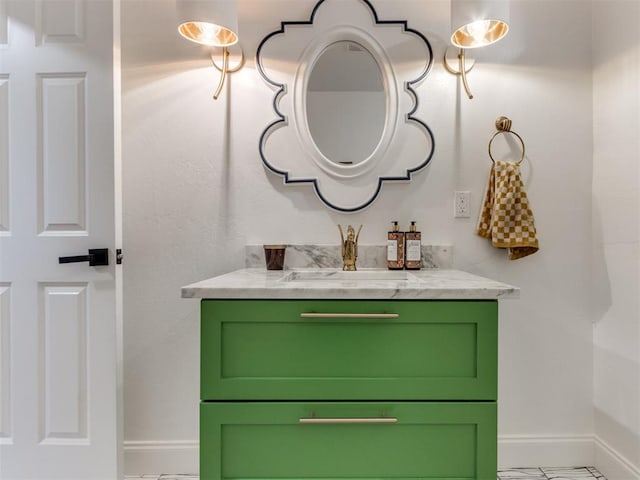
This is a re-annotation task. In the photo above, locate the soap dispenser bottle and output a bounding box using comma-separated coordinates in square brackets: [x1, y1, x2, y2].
[387, 221, 404, 270]
[404, 221, 422, 270]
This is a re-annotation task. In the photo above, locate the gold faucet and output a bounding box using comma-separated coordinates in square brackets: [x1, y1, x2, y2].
[338, 224, 362, 271]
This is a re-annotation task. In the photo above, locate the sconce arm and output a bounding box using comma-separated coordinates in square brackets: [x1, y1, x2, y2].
[443, 47, 474, 100]
[457, 49, 473, 100]
[213, 47, 230, 100]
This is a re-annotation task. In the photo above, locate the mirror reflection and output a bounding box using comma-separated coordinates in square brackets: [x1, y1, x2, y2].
[306, 41, 386, 166]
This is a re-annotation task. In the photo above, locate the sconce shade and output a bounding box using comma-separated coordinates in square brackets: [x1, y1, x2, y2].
[451, 0, 509, 48]
[177, 0, 238, 47]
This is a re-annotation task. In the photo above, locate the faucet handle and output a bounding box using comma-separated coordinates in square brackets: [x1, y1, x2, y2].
[355, 224, 363, 242]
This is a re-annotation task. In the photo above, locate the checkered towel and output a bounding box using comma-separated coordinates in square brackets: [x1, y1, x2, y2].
[476, 160, 539, 260]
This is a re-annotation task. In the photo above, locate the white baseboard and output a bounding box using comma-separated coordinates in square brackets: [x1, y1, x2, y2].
[498, 434, 595, 468]
[124, 440, 198, 476]
[125, 436, 639, 478]
[594, 435, 640, 480]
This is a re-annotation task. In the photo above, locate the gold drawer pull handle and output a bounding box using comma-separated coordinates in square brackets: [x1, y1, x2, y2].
[300, 313, 399, 319]
[299, 417, 398, 424]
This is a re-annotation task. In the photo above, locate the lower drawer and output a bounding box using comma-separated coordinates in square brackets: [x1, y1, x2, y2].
[200, 401, 497, 480]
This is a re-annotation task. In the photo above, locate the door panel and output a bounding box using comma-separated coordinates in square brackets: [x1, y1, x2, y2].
[0, 283, 10, 442]
[37, 73, 87, 234]
[39, 283, 88, 444]
[0, 0, 119, 478]
[0, 1, 7, 46]
[0, 75, 8, 233]
[35, 0, 84, 45]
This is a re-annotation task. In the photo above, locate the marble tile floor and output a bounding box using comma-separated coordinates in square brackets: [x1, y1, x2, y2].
[125, 466, 607, 480]
[499, 467, 606, 479]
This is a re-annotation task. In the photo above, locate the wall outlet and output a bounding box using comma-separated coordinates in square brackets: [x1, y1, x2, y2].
[454, 191, 471, 218]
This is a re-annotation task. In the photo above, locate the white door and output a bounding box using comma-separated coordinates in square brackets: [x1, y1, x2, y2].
[0, 0, 121, 478]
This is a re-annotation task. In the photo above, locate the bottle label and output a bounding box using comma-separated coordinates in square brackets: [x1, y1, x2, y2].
[387, 239, 398, 261]
[406, 239, 421, 262]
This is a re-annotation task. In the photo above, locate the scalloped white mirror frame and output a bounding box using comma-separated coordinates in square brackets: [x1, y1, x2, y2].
[256, 0, 434, 212]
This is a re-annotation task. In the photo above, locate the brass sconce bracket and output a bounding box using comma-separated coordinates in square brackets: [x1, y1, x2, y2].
[443, 47, 476, 99]
[210, 43, 245, 100]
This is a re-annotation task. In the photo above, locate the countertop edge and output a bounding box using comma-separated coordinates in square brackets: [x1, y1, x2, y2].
[181, 268, 520, 300]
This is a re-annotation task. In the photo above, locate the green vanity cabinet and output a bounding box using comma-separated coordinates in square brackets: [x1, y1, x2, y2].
[200, 299, 499, 480]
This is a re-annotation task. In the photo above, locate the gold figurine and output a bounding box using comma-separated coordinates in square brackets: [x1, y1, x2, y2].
[338, 224, 363, 271]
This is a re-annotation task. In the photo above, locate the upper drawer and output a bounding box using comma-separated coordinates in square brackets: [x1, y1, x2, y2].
[201, 299, 497, 401]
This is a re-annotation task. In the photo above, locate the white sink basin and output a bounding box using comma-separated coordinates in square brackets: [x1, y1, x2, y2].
[280, 269, 417, 282]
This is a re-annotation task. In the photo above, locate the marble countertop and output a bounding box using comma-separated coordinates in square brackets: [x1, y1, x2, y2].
[181, 268, 520, 300]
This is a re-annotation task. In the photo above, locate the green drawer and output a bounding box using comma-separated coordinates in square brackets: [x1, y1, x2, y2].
[201, 299, 497, 401]
[200, 401, 497, 480]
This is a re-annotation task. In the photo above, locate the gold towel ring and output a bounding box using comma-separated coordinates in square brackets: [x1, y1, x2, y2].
[488, 116, 526, 165]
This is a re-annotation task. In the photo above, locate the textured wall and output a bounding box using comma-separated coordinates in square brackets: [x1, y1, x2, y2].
[592, 0, 640, 476]
[121, 0, 595, 473]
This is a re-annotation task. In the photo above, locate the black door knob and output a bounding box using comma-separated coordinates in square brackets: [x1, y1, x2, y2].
[59, 248, 109, 266]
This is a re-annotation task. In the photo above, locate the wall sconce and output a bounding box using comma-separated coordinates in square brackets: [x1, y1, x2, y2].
[444, 0, 509, 99]
[177, 0, 244, 100]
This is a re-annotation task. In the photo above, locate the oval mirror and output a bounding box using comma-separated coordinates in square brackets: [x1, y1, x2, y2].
[305, 41, 386, 166]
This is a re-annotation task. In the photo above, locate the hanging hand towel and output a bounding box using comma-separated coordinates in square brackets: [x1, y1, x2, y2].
[476, 160, 539, 260]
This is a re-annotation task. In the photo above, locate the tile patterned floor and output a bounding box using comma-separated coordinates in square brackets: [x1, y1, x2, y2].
[125, 476, 198, 480]
[125, 467, 607, 480]
[499, 467, 607, 479]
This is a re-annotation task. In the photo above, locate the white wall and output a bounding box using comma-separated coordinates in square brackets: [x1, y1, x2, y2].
[592, 1, 640, 478]
[121, 0, 596, 473]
